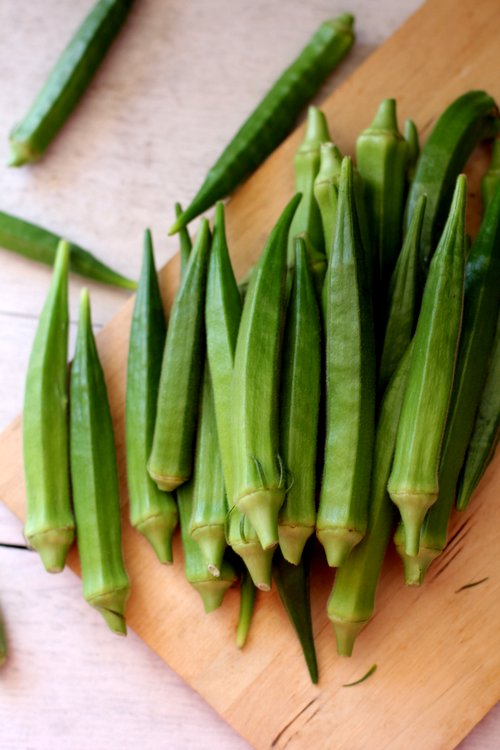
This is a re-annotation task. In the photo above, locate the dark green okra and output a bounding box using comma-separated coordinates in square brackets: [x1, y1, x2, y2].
[148, 220, 211, 491]
[126, 231, 177, 564]
[8, 0, 134, 166]
[279, 238, 321, 564]
[404, 119, 420, 181]
[388, 175, 466, 557]
[316, 157, 376, 567]
[236, 571, 257, 649]
[174, 202, 193, 277]
[23, 240, 74, 573]
[169, 14, 355, 233]
[481, 139, 500, 210]
[232, 195, 301, 551]
[70, 289, 130, 635]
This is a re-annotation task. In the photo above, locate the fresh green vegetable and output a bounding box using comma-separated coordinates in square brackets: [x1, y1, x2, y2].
[148, 220, 211, 491]
[70, 289, 130, 635]
[404, 119, 419, 181]
[8, 0, 134, 166]
[481, 139, 500, 210]
[388, 175, 466, 556]
[0, 210, 136, 289]
[169, 14, 355, 234]
[316, 157, 376, 567]
[126, 231, 177, 564]
[236, 571, 257, 648]
[298, 230, 328, 302]
[313, 141, 343, 260]
[175, 202, 193, 277]
[23, 240, 74, 573]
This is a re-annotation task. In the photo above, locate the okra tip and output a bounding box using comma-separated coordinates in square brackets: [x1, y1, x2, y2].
[329, 615, 366, 658]
[278, 525, 314, 567]
[329, 12, 355, 31]
[191, 526, 226, 577]
[317, 528, 363, 568]
[370, 98, 399, 133]
[236, 488, 282, 551]
[89, 586, 130, 636]
[192, 579, 234, 614]
[231, 539, 274, 591]
[28, 528, 74, 574]
[7, 138, 36, 168]
[136, 514, 177, 565]
[401, 546, 439, 586]
[392, 495, 433, 557]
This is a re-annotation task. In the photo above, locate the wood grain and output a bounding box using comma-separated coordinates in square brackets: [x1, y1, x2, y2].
[1, 0, 500, 747]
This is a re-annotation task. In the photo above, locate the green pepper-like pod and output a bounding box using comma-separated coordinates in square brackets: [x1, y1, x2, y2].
[388, 175, 466, 557]
[356, 98, 408, 286]
[8, 0, 134, 166]
[23, 240, 74, 573]
[126, 231, 177, 564]
[316, 157, 376, 567]
[328, 342, 413, 656]
[232, 195, 301, 551]
[70, 289, 130, 635]
[236, 570, 257, 649]
[456, 315, 500, 511]
[148, 220, 211, 491]
[481, 139, 500, 210]
[379, 194, 426, 393]
[279, 238, 321, 564]
[174, 202, 193, 277]
[404, 119, 420, 182]
[405, 90, 499, 272]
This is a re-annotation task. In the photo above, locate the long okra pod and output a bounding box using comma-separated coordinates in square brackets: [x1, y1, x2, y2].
[169, 14, 355, 233]
[23, 240, 74, 573]
[148, 220, 211, 491]
[316, 157, 376, 567]
[126, 231, 177, 564]
[481, 139, 500, 210]
[388, 175, 466, 557]
[232, 195, 301, 551]
[8, 0, 134, 166]
[70, 289, 130, 635]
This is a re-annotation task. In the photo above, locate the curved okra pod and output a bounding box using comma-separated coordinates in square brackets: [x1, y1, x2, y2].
[279, 238, 321, 564]
[70, 289, 130, 635]
[148, 220, 211, 491]
[23, 240, 74, 573]
[232, 195, 301, 551]
[328, 343, 413, 656]
[236, 570, 257, 648]
[316, 157, 376, 567]
[169, 14, 355, 234]
[126, 231, 177, 564]
[174, 202, 193, 277]
[404, 119, 420, 182]
[481, 139, 500, 210]
[388, 175, 467, 557]
[8, 0, 134, 166]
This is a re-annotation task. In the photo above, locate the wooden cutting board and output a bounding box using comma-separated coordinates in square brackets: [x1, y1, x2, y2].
[1, 0, 499, 747]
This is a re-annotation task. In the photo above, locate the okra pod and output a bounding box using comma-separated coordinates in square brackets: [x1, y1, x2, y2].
[236, 571, 257, 649]
[175, 202, 193, 277]
[313, 141, 343, 259]
[232, 195, 301, 550]
[148, 220, 211, 491]
[126, 231, 177, 564]
[316, 157, 376, 567]
[23, 240, 74, 573]
[8, 0, 134, 166]
[404, 119, 420, 181]
[70, 289, 130, 635]
[298, 231, 328, 302]
[388, 175, 466, 557]
[481, 139, 500, 210]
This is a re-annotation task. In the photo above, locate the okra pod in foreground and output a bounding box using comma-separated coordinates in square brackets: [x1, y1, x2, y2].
[481, 139, 500, 210]
[148, 219, 211, 491]
[8, 0, 134, 166]
[23, 240, 74, 573]
[126, 231, 177, 564]
[232, 195, 301, 550]
[388, 175, 466, 557]
[313, 141, 342, 259]
[316, 157, 376, 567]
[70, 289, 130, 635]
[169, 14, 355, 233]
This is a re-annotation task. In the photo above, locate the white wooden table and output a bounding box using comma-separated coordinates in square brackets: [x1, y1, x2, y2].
[0, 1, 498, 747]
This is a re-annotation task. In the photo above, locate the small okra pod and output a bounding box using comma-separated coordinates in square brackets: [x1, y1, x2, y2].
[23, 240, 74, 573]
[404, 119, 420, 181]
[379, 194, 426, 393]
[328, 342, 413, 657]
[126, 231, 177, 564]
[316, 157, 376, 567]
[70, 289, 130, 635]
[148, 220, 211, 492]
[279, 238, 321, 564]
[388, 175, 467, 557]
[236, 570, 257, 649]
[481, 139, 500, 210]
[8, 0, 134, 166]
[232, 194, 302, 551]
[174, 202, 193, 277]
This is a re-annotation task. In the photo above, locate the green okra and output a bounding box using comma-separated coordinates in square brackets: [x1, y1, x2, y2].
[175, 202, 193, 277]
[23, 240, 74, 573]
[0, 210, 136, 289]
[236, 570, 257, 649]
[405, 90, 499, 272]
[8, 0, 134, 166]
[169, 14, 355, 234]
[316, 157, 376, 567]
[356, 98, 408, 286]
[148, 219, 211, 492]
[70, 289, 130, 635]
[379, 194, 426, 393]
[232, 194, 301, 551]
[126, 231, 177, 564]
[481, 139, 500, 210]
[404, 119, 420, 181]
[388, 175, 466, 557]
[313, 141, 343, 260]
[298, 231, 328, 302]
[279, 237, 321, 564]
[328, 343, 413, 657]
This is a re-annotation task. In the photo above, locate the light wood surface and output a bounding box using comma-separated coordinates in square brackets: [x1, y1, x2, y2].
[1, 0, 499, 748]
